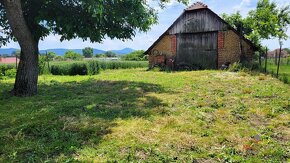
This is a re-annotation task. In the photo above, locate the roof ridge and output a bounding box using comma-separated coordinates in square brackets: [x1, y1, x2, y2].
[186, 1, 208, 11]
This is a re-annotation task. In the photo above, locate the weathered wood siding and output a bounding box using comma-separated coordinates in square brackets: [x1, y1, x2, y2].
[168, 9, 227, 34]
[176, 32, 218, 69]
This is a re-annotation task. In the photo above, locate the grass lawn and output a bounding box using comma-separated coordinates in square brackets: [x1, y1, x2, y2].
[0, 69, 289, 162]
[262, 58, 290, 82]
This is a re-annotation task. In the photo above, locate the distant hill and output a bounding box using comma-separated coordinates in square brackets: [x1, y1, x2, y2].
[111, 48, 135, 55]
[0, 48, 18, 55]
[39, 49, 107, 56]
[0, 48, 136, 56]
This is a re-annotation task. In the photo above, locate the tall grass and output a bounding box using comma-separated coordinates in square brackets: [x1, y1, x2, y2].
[0, 60, 148, 77]
[48, 60, 148, 76]
[261, 58, 290, 84]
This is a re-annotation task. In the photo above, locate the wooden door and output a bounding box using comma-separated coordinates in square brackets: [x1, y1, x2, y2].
[176, 32, 217, 69]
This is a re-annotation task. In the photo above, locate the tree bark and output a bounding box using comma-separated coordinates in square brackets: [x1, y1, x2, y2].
[3, 0, 39, 96]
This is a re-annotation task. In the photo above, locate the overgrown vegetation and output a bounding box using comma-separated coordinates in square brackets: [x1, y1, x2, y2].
[262, 58, 290, 84]
[121, 50, 147, 61]
[0, 69, 289, 162]
[0, 60, 148, 77]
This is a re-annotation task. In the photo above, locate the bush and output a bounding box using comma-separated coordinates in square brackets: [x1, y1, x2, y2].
[228, 62, 243, 72]
[50, 61, 100, 76]
[121, 50, 147, 61]
[64, 51, 83, 61]
[70, 63, 88, 75]
[51, 65, 71, 75]
[5, 69, 17, 78]
[55, 56, 64, 61]
[0, 64, 16, 79]
[227, 61, 262, 72]
[279, 73, 289, 84]
[99, 61, 148, 70]
[87, 60, 100, 75]
[38, 55, 46, 75]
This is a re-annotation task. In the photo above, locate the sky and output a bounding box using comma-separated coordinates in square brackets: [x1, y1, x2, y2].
[2, 0, 290, 51]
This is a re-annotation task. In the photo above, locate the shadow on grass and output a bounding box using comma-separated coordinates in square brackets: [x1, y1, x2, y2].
[0, 79, 171, 162]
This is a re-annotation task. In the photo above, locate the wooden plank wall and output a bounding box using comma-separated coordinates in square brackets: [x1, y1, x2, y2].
[168, 9, 227, 34]
[176, 32, 218, 69]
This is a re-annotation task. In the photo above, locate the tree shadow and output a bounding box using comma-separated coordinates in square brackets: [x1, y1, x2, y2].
[0, 79, 172, 162]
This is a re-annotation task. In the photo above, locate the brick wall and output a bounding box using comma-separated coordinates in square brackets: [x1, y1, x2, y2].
[149, 34, 176, 66]
[148, 55, 165, 66]
[217, 30, 254, 68]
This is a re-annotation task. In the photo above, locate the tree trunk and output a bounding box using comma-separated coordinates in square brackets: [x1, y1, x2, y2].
[3, 0, 39, 96]
[275, 50, 278, 65]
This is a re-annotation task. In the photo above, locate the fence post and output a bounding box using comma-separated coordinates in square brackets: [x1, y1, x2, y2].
[259, 52, 261, 66]
[265, 47, 268, 73]
[276, 44, 282, 77]
[16, 56, 18, 69]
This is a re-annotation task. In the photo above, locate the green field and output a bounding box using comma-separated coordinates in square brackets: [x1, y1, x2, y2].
[262, 58, 290, 83]
[0, 69, 289, 162]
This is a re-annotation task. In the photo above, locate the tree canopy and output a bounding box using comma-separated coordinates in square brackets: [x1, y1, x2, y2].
[0, 0, 188, 45]
[121, 50, 146, 61]
[82, 47, 94, 58]
[0, 1, 154, 45]
[105, 51, 117, 58]
[0, 0, 188, 96]
[64, 51, 83, 61]
[222, 0, 290, 51]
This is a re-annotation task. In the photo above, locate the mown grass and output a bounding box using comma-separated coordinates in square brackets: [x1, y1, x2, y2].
[0, 69, 289, 162]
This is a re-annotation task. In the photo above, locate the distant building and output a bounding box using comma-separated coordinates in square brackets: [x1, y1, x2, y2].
[267, 49, 289, 58]
[0, 57, 19, 64]
[145, 2, 257, 70]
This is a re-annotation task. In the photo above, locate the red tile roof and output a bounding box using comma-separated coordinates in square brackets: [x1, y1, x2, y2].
[186, 1, 208, 11]
[0, 57, 19, 64]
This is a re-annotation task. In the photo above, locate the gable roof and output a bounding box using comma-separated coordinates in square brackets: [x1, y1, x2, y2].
[186, 1, 208, 10]
[145, 3, 258, 54]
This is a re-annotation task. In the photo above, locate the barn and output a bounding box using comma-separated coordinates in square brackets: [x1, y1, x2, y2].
[145, 2, 257, 70]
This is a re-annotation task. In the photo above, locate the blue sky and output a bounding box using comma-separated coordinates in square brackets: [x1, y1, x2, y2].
[2, 0, 290, 51]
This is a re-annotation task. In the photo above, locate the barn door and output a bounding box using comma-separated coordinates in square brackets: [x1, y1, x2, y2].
[176, 32, 217, 69]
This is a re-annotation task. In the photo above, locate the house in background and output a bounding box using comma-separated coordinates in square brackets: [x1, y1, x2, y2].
[267, 49, 289, 58]
[0, 56, 19, 64]
[145, 2, 257, 70]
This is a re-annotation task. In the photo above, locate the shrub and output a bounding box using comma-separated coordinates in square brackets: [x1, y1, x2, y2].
[5, 69, 17, 78]
[50, 61, 147, 76]
[64, 51, 83, 61]
[70, 63, 88, 75]
[279, 73, 289, 84]
[50, 62, 94, 76]
[55, 56, 64, 61]
[0, 64, 16, 79]
[121, 50, 147, 61]
[99, 61, 148, 70]
[51, 65, 71, 75]
[38, 55, 46, 75]
[87, 60, 100, 75]
[228, 62, 243, 72]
